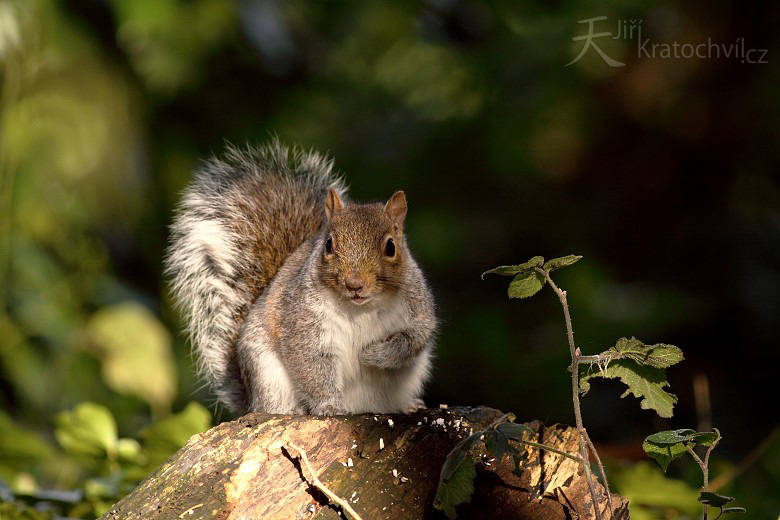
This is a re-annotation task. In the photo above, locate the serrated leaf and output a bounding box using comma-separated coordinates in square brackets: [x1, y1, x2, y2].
[481, 256, 544, 279]
[434, 456, 476, 519]
[508, 271, 546, 299]
[495, 422, 534, 439]
[580, 360, 678, 418]
[642, 437, 687, 472]
[543, 255, 582, 272]
[698, 492, 735, 507]
[55, 402, 117, 459]
[610, 337, 684, 369]
[721, 507, 746, 514]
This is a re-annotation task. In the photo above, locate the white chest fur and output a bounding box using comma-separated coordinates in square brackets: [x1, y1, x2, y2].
[318, 294, 419, 413]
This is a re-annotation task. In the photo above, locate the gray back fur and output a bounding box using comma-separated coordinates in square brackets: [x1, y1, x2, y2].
[165, 141, 347, 413]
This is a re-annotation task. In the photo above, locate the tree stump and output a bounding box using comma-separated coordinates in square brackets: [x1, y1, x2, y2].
[101, 406, 628, 519]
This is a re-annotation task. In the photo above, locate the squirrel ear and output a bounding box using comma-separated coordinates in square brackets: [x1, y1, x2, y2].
[384, 191, 407, 233]
[325, 188, 345, 220]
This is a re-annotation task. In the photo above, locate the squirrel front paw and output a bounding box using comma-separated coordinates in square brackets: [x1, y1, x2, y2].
[361, 333, 412, 369]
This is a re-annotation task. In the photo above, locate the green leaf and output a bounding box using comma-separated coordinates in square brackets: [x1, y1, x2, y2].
[495, 422, 534, 439]
[690, 430, 719, 446]
[116, 438, 142, 463]
[85, 302, 178, 414]
[698, 492, 735, 507]
[55, 402, 117, 459]
[140, 402, 211, 468]
[434, 456, 476, 519]
[580, 360, 678, 418]
[0, 411, 54, 466]
[481, 256, 544, 279]
[543, 255, 582, 272]
[508, 271, 546, 299]
[644, 429, 696, 446]
[642, 437, 687, 472]
[486, 422, 533, 461]
[611, 337, 684, 369]
[721, 507, 746, 514]
[439, 446, 466, 482]
[457, 432, 482, 453]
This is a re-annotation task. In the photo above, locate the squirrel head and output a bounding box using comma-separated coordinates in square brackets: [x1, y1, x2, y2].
[318, 188, 408, 306]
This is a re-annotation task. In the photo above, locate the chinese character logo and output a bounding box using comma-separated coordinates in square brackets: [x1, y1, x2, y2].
[566, 16, 625, 67]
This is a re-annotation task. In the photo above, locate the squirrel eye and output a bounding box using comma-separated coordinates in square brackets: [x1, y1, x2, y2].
[325, 235, 334, 255]
[384, 238, 396, 258]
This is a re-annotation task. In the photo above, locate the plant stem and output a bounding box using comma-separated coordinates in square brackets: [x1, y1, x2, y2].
[537, 268, 603, 520]
[687, 429, 720, 520]
[584, 429, 613, 512]
[686, 444, 708, 520]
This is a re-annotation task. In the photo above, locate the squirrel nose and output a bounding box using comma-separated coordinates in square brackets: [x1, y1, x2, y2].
[345, 274, 365, 293]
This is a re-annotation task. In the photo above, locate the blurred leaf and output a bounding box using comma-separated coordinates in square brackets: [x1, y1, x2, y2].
[543, 255, 582, 272]
[508, 271, 546, 299]
[721, 507, 746, 514]
[140, 402, 210, 468]
[0, 411, 54, 466]
[482, 256, 544, 278]
[85, 302, 177, 414]
[0, 313, 49, 412]
[54, 402, 117, 460]
[698, 492, 734, 507]
[611, 461, 700, 518]
[116, 438, 142, 464]
[434, 455, 476, 519]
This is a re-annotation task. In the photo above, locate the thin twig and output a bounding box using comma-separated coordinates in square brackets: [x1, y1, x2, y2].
[583, 429, 613, 513]
[686, 443, 709, 520]
[283, 436, 364, 520]
[537, 267, 604, 520]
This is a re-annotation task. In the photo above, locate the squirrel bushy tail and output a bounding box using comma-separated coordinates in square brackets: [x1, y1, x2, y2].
[165, 142, 347, 413]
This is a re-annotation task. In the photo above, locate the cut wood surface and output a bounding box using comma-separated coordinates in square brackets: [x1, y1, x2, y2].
[101, 406, 628, 519]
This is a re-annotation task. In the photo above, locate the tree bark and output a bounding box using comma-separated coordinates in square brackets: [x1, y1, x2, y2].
[101, 406, 628, 519]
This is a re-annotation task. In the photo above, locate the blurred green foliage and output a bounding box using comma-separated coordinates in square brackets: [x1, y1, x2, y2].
[0, 0, 778, 516]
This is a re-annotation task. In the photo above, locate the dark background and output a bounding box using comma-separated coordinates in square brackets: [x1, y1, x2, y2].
[1, 0, 778, 517]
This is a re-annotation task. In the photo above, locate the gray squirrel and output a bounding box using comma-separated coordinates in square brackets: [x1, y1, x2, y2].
[165, 142, 437, 415]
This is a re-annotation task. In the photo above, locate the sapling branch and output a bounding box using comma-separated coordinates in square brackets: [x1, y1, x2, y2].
[685, 429, 721, 520]
[536, 266, 605, 520]
[584, 429, 613, 513]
